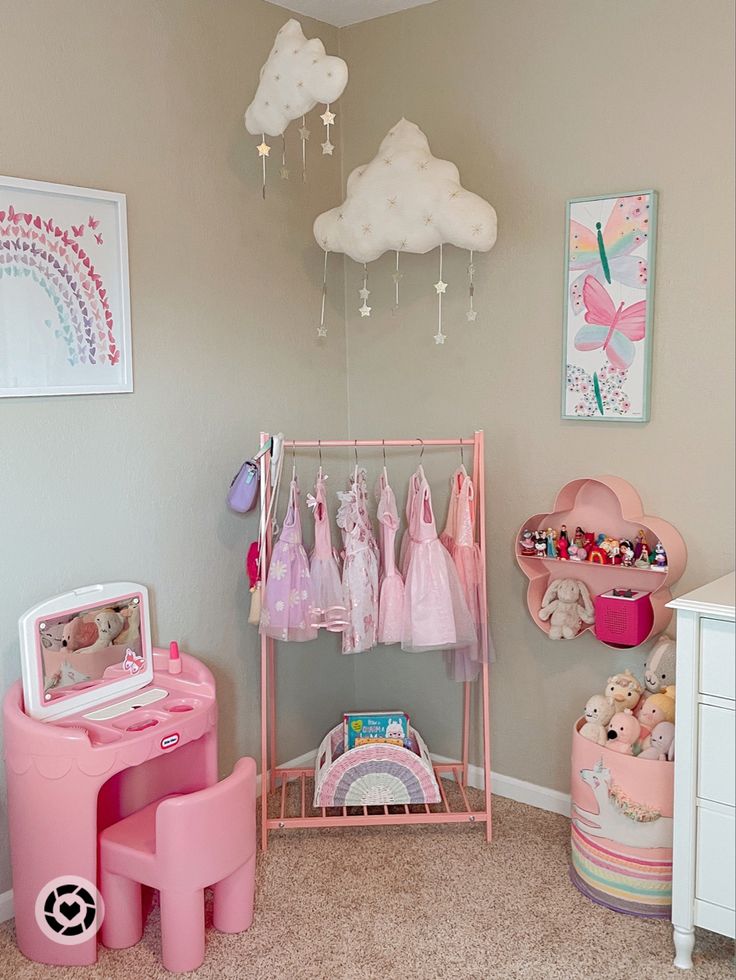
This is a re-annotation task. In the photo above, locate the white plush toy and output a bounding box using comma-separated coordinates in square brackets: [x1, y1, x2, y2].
[74, 609, 124, 656]
[538, 579, 595, 639]
[580, 694, 616, 746]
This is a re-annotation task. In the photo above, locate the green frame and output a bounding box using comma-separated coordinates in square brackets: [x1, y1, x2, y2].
[561, 190, 658, 423]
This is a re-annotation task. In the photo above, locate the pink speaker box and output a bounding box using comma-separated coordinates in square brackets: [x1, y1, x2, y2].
[594, 588, 654, 648]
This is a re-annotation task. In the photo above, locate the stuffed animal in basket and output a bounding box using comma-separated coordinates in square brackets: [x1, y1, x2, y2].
[638, 687, 676, 748]
[605, 669, 643, 714]
[538, 579, 595, 639]
[643, 635, 676, 695]
[580, 694, 616, 746]
[606, 709, 641, 755]
[638, 721, 676, 761]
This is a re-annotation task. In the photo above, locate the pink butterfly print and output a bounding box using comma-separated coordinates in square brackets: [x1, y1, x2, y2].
[574, 275, 646, 372]
[123, 647, 145, 674]
[94, 232, 103, 245]
[71, 224, 84, 237]
[88, 215, 100, 230]
[43, 217, 54, 233]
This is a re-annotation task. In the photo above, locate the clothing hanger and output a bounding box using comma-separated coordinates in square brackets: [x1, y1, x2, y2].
[291, 443, 297, 482]
[353, 439, 359, 484]
[318, 439, 323, 480]
[382, 439, 388, 483]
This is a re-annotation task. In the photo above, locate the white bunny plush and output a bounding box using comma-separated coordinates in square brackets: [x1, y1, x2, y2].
[539, 578, 595, 639]
[580, 694, 615, 745]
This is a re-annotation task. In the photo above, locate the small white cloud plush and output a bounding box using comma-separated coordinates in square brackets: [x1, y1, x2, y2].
[245, 19, 348, 138]
[313, 119, 497, 263]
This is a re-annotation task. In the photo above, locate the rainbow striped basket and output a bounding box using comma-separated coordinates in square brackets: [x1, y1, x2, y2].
[569, 718, 674, 919]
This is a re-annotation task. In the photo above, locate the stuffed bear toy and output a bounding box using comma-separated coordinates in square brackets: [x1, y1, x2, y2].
[580, 694, 616, 746]
[638, 687, 676, 748]
[538, 579, 595, 639]
[638, 720, 676, 761]
[606, 709, 641, 755]
[605, 669, 643, 714]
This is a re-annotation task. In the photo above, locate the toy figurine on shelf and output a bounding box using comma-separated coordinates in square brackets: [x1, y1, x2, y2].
[546, 528, 558, 558]
[534, 530, 548, 558]
[559, 525, 569, 547]
[633, 529, 648, 562]
[635, 541, 651, 568]
[573, 527, 586, 550]
[608, 539, 622, 565]
[619, 539, 635, 567]
[519, 530, 536, 557]
[650, 541, 668, 571]
[557, 533, 570, 560]
[587, 544, 609, 564]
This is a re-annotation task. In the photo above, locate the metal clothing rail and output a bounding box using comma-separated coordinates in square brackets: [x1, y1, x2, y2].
[258, 431, 492, 849]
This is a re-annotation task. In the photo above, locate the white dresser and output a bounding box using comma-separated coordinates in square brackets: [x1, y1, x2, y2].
[669, 572, 735, 969]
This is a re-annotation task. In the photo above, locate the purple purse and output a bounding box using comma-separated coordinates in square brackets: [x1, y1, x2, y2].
[227, 459, 260, 513]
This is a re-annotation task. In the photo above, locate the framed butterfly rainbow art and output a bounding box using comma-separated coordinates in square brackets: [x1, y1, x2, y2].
[562, 191, 657, 422]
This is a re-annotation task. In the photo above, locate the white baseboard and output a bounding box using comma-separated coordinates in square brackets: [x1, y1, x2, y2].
[0, 750, 568, 927]
[0, 889, 13, 924]
[431, 754, 571, 817]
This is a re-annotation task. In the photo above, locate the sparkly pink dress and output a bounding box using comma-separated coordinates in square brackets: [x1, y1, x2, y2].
[439, 466, 466, 556]
[337, 469, 379, 654]
[401, 475, 476, 653]
[448, 473, 495, 680]
[376, 469, 404, 645]
[398, 466, 425, 578]
[260, 478, 318, 642]
[308, 473, 348, 632]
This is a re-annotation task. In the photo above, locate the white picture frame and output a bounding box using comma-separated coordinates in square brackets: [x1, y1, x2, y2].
[0, 174, 132, 397]
[561, 191, 657, 422]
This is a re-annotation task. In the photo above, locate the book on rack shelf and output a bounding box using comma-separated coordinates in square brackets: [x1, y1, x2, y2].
[343, 711, 411, 751]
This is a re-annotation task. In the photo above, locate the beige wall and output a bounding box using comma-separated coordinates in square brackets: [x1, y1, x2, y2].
[0, 0, 353, 893]
[339, 0, 735, 784]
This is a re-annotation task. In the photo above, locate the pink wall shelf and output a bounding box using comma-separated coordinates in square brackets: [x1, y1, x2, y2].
[516, 475, 686, 648]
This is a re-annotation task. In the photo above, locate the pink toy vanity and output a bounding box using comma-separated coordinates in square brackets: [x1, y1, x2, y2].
[3, 583, 218, 967]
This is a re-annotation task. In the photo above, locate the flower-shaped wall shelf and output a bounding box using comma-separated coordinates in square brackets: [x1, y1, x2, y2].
[516, 475, 686, 648]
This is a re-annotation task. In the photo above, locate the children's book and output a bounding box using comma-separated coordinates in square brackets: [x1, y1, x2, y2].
[343, 711, 410, 750]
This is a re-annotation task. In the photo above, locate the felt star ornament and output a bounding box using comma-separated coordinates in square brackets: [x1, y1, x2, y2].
[320, 108, 336, 126]
[434, 331, 446, 345]
[466, 309, 478, 322]
[359, 303, 371, 317]
[321, 140, 334, 156]
[299, 125, 311, 141]
[280, 167, 290, 180]
[257, 140, 271, 157]
[434, 279, 448, 294]
[359, 286, 370, 301]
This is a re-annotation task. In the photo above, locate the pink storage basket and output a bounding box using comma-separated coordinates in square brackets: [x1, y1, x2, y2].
[569, 718, 674, 918]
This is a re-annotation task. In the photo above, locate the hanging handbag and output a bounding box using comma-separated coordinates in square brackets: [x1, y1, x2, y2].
[227, 459, 260, 513]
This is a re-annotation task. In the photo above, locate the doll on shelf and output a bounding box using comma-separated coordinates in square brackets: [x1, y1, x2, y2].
[534, 530, 548, 558]
[573, 527, 586, 550]
[619, 539, 635, 567]
[633, 529, 648, 562]
[546, 528, 558, 559]
[651, 541, 668, 571]
[557, 534, 570, 560]
[635, 541, 651, 568]
[519, 530, 536, 557]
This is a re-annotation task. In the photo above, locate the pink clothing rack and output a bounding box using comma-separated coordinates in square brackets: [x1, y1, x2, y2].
[258, 431, 492, 849]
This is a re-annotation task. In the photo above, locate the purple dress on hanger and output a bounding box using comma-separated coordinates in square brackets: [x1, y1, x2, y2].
[260, 477, 318, 642]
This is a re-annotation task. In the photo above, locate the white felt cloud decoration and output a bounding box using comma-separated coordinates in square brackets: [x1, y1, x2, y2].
[245, 19, 348, 138]
[313, 119, 497, 262]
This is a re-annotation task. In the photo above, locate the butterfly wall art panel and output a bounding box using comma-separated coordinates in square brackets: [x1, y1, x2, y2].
[562, 191, 657, 422]
[0, 175, 132, 397]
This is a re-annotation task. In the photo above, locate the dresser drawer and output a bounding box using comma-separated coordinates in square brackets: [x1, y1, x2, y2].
[698, 704, 736, 807]
[700, 618, 735, 700]
[696, 804, 736, 911]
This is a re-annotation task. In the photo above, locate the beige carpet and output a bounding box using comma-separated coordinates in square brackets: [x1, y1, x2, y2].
[0, 789, 733, 980]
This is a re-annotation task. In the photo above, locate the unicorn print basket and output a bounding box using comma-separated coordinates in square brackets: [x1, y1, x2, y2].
[570, 718, 674, 918]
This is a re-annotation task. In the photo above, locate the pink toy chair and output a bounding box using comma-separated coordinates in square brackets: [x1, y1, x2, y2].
[99, 756, 256, 973]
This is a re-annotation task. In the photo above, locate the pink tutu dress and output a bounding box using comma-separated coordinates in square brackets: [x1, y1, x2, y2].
[398, 466, 425, 578]
[260, 477, 318, 642]
[307, 473, 348, 632]
[445, 471, 495, 680]
[401, 475, 476, 653]
[439, 465, 466, 556]
[376, 468, 404, 645]
[337, 468, 379, 654]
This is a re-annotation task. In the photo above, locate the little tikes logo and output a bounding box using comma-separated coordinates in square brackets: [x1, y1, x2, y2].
[35, 876, 104, 944]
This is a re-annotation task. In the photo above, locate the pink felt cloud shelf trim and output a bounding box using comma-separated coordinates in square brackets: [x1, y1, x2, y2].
[516, 475, 686, 648]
